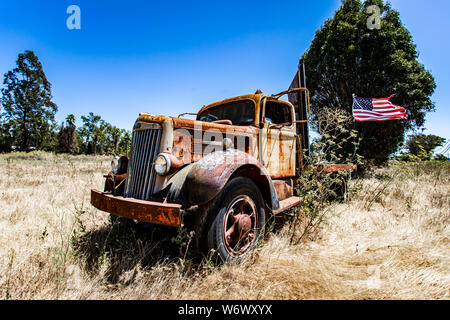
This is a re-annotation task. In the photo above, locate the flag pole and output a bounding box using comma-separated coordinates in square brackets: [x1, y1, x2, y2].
[352, 93, 357, 162]
[352, 93, 356, 130]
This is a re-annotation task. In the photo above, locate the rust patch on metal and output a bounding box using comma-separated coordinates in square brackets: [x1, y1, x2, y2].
[172, 117, 258, 135]
[272, 180, 294, 201]
[316, 164, 357, 173]
[172, 118, 258, 164]
[137, 114, 172, 124]
[91, 189, 181, 227]
[173, 129, 192, 162]
[272, 196, 301, 215]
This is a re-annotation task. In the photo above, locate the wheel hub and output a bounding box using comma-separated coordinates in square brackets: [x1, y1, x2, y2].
[223, 195, 257, 255]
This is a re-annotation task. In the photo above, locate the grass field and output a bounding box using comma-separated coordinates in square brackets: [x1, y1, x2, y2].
[0, 152, 448, 299]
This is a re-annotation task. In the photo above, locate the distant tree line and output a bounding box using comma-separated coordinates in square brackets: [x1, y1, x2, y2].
[57, 112, 131, 155]
[396, 133, 447, 161]
[0, 50, 131, 155]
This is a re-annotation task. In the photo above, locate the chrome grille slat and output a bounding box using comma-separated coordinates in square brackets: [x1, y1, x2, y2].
[147, 129, 161, 199]
[141, 130, 155, 198]
[137, 130, 152, 195]
[137, 130, 150, 196]
[131, 131, 144, 198]
[134, 131, 147, 196]
[124, 125, 162, 200]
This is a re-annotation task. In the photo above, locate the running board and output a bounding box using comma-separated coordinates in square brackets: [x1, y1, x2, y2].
[272, 196, 301, 215]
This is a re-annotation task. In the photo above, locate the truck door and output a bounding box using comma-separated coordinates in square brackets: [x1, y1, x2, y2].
[259, 98, 297, 178]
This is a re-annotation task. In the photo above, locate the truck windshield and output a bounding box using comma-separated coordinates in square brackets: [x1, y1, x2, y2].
[197, 100, 255, 125]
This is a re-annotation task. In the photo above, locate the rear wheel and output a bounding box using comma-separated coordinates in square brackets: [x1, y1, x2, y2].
[205, 177, 266, 262]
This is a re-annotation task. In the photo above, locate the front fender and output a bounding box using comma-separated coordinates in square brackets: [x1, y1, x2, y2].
[181, 150, 280, 210]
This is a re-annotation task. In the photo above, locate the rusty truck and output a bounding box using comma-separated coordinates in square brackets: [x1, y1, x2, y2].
[90, 86, 353, 261]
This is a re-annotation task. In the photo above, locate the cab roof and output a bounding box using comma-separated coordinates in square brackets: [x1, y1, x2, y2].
[197, 90, 293, 116]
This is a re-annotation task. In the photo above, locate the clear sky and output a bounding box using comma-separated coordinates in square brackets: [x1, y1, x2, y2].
[0, 0, 448, 151]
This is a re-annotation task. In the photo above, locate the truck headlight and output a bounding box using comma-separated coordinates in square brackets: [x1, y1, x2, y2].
[111, 155, 128, 175]
[111, 156, 121, 174]
[154, 153, 171, 176]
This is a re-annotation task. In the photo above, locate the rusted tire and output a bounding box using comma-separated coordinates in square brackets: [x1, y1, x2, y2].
[206, 176, 266, 262]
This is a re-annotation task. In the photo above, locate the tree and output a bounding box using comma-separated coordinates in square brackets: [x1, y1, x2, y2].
[57, 114, 79, 154]
[405, 133, 445, 160]
[104, 125, 123, 155]
[77, 112, 130, 155]
[0, 112, 13, 152]
[1, 50, 58, 151]
[301, 0, 436, 164]
[79, 112, 105, 155]
[117, 130, 131, 155]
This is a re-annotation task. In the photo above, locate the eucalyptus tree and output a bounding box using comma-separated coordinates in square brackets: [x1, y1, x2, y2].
[1, 50, 58, 151]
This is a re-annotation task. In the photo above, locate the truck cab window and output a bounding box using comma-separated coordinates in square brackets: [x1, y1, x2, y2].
[197, 100, 255, 126]
[264, 101, 292, 125]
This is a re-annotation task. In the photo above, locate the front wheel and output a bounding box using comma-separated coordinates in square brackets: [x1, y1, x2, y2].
[206, 177, 266, 262]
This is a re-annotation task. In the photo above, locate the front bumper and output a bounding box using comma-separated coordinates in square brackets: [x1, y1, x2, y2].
[90, 189, 182, 227]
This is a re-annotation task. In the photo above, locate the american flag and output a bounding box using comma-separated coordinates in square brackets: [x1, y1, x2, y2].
[352, 94, 407, 122]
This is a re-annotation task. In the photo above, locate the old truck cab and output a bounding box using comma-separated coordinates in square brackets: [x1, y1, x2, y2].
[91, 89, 311, 261]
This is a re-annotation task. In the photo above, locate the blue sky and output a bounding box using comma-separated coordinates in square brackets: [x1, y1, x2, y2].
[0, 0, 448, 151]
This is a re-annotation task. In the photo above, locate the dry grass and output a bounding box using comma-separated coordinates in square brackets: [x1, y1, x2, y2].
[0, 152, 448, 300]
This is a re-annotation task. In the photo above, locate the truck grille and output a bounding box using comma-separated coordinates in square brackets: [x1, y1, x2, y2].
[124, 123, 162, 200]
